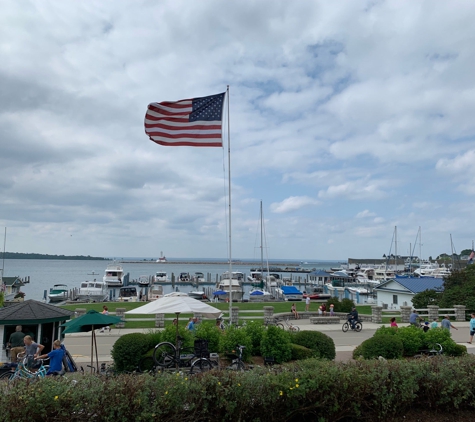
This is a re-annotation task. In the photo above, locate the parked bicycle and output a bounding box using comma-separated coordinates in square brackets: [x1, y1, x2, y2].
[413, 343, 443, 358]
[0, 356, 49, 382]
[153, 337, 215, 374]
[342, 318, 363, 332]
[226, 345, 247, 371]
[281, 318, 300, 332]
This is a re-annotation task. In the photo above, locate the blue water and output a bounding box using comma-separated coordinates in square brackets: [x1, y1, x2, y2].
[1, 259, 344, 301]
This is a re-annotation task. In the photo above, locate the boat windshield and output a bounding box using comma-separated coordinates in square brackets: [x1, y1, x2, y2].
[95, 283, 103, 289]
[120, 287, 137, 297]
[81, 282, 88, 288]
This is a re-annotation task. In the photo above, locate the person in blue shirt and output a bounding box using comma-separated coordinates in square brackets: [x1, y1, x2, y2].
[409, 310, 420, 327]
[468, 313, 475, 344]
[36, 340, 65, 375]
[187, 317, 198, 333]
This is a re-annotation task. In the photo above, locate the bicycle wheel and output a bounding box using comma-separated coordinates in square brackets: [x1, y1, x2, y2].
[153, 342, 176, 368]
[354, 322, 362, 332]
[276, 323, 285, 330]
[229, 361, 245, 372]
[290, 325, 300, 332]
[342, 322, 349, 333]
[0, 371, 12, 381]
[189, 358, 213, 375]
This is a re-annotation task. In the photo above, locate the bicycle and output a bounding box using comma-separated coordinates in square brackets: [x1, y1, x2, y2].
[264, 317, 284, 329]
[342, 319, 363, 333]
[226, 345, 247, 371]
[153, 337, 214, 374]
[413, 343, 443, 359]
[0, 357, 49, 382]
[282, 318, 300, 332]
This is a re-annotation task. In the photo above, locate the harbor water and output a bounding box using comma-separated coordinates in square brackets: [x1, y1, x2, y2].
[2, 259, 344, 302]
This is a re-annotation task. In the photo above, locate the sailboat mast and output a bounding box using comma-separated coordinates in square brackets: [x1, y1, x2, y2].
[394, 226, 397, 269]
[1, 227, 6, 279]
[260, 201, 264, 274]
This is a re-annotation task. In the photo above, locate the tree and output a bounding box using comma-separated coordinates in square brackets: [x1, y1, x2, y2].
[412, 289, 440, 308]
[438, 266, 475, 311]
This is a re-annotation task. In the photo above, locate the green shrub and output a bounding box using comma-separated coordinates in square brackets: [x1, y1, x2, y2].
[374, 325, 398, 336]
[195, 321, 222, 353]
[340, 298, 355, 313]
[352, 344, 364, 359]
[423, 327, 462, 356]
[360, 335, 404, 360]
[242, 320, 266, 356]
[219, 326, 253, 362]
[449, 343, 468, 357]
[325, 297, 355, 313]
[145, 329, 162, 350]
[292, 330, 336, 360]
[395, 327, 424, 356]
[160, 324, 194, 349]
[111, 332, 151, 372]
[291, 343, 315, 360]
[260, 326, 292, 364]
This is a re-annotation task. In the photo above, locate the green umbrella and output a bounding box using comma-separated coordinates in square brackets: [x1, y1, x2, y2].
[61, 310, 122, 373]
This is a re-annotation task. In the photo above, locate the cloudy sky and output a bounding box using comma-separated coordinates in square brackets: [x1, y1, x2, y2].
[1, 0, 474, 261]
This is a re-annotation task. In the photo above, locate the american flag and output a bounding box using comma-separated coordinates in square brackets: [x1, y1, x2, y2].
[144, 92, 225, 147]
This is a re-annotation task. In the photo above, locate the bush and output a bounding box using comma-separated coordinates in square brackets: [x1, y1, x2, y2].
[291, 344, 315, 360]
[219, 326, 253, 362]
[352, 344, 364, 359]
[325, 297, 354, 313]
[145, 329, 162, 350]
[111, 333, 151, 372]
[195, 321, 222, 353]
[395, 327, 424, 356]
[260, 326, 292, 364]
[374, 325, 398, 336]
[242, 320, 266, 356]
[450, 343, 468, 357]
[423, 327, 463, 356]
[160, 324, 194, 349]
[360, 335, 404, 360]
[292, 330, 336, 360]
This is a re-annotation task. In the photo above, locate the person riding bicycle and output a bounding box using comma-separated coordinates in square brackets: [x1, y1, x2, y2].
[409, 309, 421, 327]
[348, 307, 359, 329]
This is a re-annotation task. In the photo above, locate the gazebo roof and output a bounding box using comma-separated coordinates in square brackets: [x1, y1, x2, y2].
[0, 299, 74, 325]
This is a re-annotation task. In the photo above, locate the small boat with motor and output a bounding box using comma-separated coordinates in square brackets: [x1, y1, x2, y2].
[148, 285, 164, 301]
[103, 263, 124, 287]
[48, 284, 69, 302]
[188, 290, 208, 301]
[154, 272, 170, 284]
[248, 287, 272, 302]
[118, 286, 140, 302]
[137, 275, 151, 287]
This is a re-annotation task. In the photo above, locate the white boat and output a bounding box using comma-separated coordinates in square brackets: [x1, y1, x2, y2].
[148, 285, 163, 301]
[118, 286, 140, 302]
[154, 272, 170, 284]
[164, 291, 189, 297]
[48, 284, 69, 302]
[373, 265, 396, 281]
[248, 287, 272, 302]
[275, 285, 303, 301]
[217, 272, 244, 302]
[103, 263, 124, 287]
[179, 272, 191, 282]
[188, 290, 208, 301]
[137, 275, 151, 287]
[192, 272, 206, 283]
[77, 280, 109, 302]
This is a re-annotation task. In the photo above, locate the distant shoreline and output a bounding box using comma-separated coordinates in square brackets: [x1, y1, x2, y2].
[1, 252, 107, 260]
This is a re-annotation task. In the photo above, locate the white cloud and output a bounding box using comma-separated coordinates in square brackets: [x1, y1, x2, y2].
[270, 196, 319, 214]
[355, 210, 376, 219]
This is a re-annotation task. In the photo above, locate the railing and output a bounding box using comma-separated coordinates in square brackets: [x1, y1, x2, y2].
[371, 305, 466, 323]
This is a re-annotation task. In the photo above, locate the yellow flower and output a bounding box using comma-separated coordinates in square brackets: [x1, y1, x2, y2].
[279, 391, 283, 396]
[165, 391, 168, 395]
[238, 383, 241, 387]
[296, 384, 299, 388]
[295, 378, 298, 382]
[54, 396, 59, 400]
[218, 382, 221, 385]
[185, 377, 188, 381]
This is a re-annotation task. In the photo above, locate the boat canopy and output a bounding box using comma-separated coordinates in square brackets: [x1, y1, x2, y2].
[280, 286, 303, 295]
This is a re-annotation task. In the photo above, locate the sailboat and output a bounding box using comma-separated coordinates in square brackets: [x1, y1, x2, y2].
[249, 201, 273, 301]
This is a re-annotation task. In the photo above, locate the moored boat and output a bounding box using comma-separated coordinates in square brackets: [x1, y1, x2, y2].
[77, 279, 108, 302]
[103, 263, 124, 287]
[188, 290, 208, 301]
[154, 272, 170, 284]
[148, 285, 163, 301]
[118, 286, 140, 302]
[48, 284, 69, 302]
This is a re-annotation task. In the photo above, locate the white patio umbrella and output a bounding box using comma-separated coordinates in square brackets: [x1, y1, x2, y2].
[125, 296, 222, 345]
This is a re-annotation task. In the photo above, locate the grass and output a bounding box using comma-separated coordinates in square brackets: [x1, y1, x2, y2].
[61, 301, 374, 329]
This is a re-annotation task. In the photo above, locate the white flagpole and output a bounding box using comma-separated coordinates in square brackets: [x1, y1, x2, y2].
[226, 86, 233, 323]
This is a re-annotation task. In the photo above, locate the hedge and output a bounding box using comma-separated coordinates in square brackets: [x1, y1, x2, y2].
[3, 357, 475, 421]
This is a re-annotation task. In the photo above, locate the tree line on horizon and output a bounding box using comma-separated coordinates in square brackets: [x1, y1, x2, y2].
[0, 252, 107, 260]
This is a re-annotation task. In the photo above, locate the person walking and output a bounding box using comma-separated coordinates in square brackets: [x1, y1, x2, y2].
[305, 295, 310, 312]
[390, 317, 398, 328]
[100, 306, 111, 333]
[468, 313, 475, 344]
[441, 315, 458, 332]
[430, 317, 439, 329]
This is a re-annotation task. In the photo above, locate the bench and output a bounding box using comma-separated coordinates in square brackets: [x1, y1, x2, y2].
[309, 317, 340, 324]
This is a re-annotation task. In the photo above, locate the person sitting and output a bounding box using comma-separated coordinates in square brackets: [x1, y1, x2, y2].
[422, 321, 430, 332]
[36, 340, 65, 376]
[348, 307, 359, 329]
[291, 303, 299, 319]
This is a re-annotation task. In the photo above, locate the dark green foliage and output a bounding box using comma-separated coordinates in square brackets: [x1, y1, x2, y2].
[290, 343, 315, 360]
[160, 324, 194, 348]
[395, 326, 424, 356]
[423, 327, 464, 356]
[242, 320, 266, 356]
[374, 325, 398, 336]
[219, 325, 253, 362]
[325, 297, 355, 313]
[291, 330, 336, 360]
[352, 344, 363, 359]
[439, 266, 475, 310]
[411, 289, 440, 308]
[360, 335, 404, 359]
[195, 321, 221, 353]
[450, 343, 468, 357]
[260, 326, 292, 364]
[145, 330, 162, 350]
[111, 332, 151, 372]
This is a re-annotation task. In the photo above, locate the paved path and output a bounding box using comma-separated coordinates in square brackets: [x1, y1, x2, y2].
[63, 320, 474, 366]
